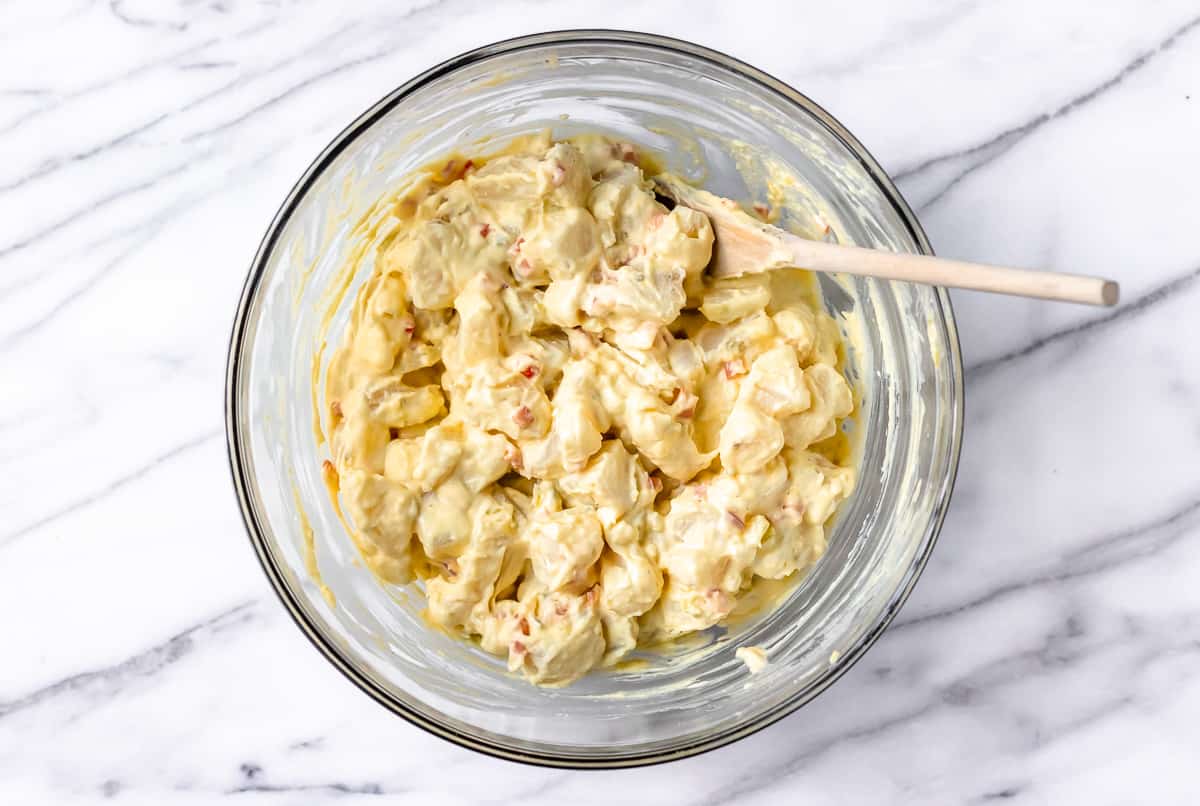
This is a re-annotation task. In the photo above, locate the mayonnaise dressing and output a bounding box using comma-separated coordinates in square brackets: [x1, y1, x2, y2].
[323, 135, 856, 686]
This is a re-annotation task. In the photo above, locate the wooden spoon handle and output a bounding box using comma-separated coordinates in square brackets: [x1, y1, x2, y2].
[783, 234, 1119, 306]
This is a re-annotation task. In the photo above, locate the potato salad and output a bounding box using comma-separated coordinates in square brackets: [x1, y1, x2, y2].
[323, 134, 856, 686]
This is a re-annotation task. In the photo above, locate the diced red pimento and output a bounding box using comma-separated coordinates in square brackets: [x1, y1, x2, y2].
[508, 237, 525, 256]
[512, 640, 527, 655]
[677, 405, 695, 420]
[512, 406, 534, 428]
[753, 202, 771, 219]
[723, 359, 747, 379]
[521, 363, 539, 379]
[479, 223, 490, 238]
[518, 617, 530, 636]
[613, 142, 637, 163]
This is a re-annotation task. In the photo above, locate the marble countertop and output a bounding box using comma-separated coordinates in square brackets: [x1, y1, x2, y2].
[4, 1, 1198, 802]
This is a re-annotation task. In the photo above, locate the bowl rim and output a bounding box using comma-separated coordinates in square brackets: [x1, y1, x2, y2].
[225, 28, 964, 769]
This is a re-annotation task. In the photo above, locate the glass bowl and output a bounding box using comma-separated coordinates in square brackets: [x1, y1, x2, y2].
[225, 30, 962, 768]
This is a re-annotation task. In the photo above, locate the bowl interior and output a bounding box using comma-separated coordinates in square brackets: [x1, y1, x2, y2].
[227, 31, 961, 767]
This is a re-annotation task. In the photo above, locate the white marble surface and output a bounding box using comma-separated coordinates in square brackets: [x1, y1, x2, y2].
[3, 0, 1199, 802]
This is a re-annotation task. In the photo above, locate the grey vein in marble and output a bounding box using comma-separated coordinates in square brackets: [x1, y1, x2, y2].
[0, 600, 256, 720]
[0, 158, 193, 259]
[966, 261, 1200, 380]
[182, 43, 395, 144]
[1, 141, 282, 346]
[696, 614, 1200, 806]
[1, 228, 164, 348]
[894, 491, 1200, 633]
[0, 107, 180, 194]
[0, 34, 229, 137]
[895, 11, 1200, 211]
[109, 0, 192, 33]
[799, 0, 983, 80]
[227, 780, 393, 797]
[0, 429, 220, 548]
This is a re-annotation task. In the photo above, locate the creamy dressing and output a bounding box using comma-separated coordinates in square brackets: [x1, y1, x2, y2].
[322, 134, 856, 686]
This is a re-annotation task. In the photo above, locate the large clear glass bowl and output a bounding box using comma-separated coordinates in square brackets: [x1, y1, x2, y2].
[225, 30, 962, 768]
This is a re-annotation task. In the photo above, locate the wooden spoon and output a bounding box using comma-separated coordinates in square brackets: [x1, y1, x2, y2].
[653, 175, 1119, 306]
